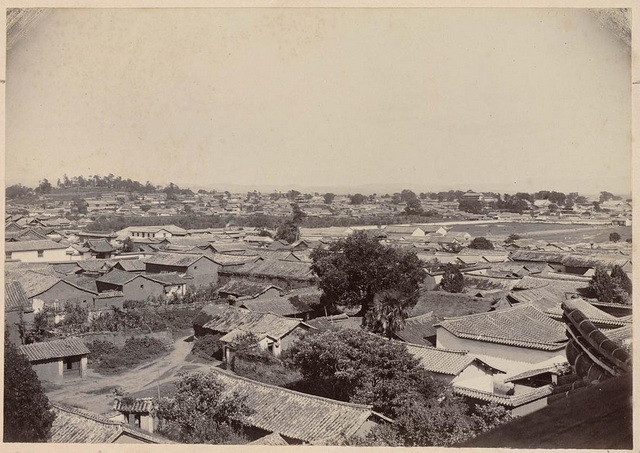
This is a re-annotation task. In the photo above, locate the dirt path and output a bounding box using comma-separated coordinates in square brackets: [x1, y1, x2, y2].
[46, 335, 214, 414]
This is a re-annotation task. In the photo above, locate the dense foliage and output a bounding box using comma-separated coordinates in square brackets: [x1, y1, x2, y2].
[156, 371, 253, 444]
[4, 340, 56, 442]
[364, 289, 413, 339]
[310, 231, 424, 317]
[441, 264, 465, 293]
[284, 329, 512, 446]
[584, 266, 632, 305]
[87, 337, 168, 373]
[191, 334, 224, 361]
[469, 237, 494, 250]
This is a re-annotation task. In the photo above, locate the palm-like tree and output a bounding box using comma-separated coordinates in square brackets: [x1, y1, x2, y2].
[365, 289, 413, 339]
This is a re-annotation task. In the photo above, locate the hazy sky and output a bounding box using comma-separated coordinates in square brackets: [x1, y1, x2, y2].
[6, 8, 631, 194]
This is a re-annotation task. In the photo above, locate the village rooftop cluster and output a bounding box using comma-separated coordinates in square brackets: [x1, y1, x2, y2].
[3, 177, 633, 447]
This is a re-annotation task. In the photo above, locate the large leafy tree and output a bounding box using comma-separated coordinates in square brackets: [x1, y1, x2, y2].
[4, 340, 56, 442]
[310, 231, 424, 317]
[285, 329, 438, 417]
[469, 237, 494, 250]
[156, 371, 253, 444]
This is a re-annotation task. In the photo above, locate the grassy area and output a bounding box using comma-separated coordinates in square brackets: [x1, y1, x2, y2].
[448, 223, 631, 244]
[411, 291, 495, 318]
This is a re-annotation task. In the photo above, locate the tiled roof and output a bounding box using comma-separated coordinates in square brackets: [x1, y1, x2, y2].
[126, 225, 187, 234]
[49, 403, 125, 443]
[13, 271, 61, 298]
[76, 259, 116, 272]
[509, 250, 565, 263]
[210, 243, 249, 253]
[240, 297, 311, 317]
[96, 269, 140, 286]
[114, 259, 146, 272]
[200, 306, 309, 340]
[49, 403, 165, 444]
[221, 259, 314, 280]
[394, 312, 441, 346]
[402, 342, 476, 375]
[504, 361, 570, 384]
[144, 272, 186, 286]
[208, 368, 377, 444]
[218, 279, 283, 298]
[453, 384, 553, 407]
[144, 252, 210, 267]
[5, 239, 67, 252]
[5, 280, 30, 311]
[435, 304, 567, 351]
[603, 324, 633, 346]
[212, 253, 259, 266]
[249, 432, 289, 445]
[114, 397, 154, 413]
[85, 239, 115, 253]
[19, 337, 90, 362]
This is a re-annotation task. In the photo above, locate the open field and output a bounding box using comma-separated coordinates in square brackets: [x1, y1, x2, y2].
[447, 223, 631, 244]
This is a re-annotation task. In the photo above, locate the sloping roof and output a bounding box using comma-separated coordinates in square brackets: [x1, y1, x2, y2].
[509, 250, 566, 263]
[49, 403, 125, 443]
[453, 384, 553, 407]
[240, 296, 312, 317]
[460, 374, 632, 449]
[113, 397, 154, 413]
[210, 242, 249, 253]
[249, 432, 289, 445]
[5, 239, 67, 252]
[5, 280, 30, 311]
[218, 279, 283, 298]
[49, 403, 164, 444]
[192, 303, 229, 327]
[200, 306, 309, 340]
[126, 225, 187, 235]
[13, 271, 61, 298]
[96, 269, 140, 286]
[144, 252, 211, 267]
[221, 259, 313, 280]
[212, 253, 259, 266]
[208, 368, 377, 444]
[144, 272, 186, 286]
[393, 312, 441, 346]
[402, 342, 477, 375]
[18, 337, 90, 362]
[85, 239, 115, 253]
[435, 304, 567, 351]
[114, 259, 147, 272]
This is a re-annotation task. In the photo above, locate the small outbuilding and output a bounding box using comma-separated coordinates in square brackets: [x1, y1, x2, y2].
[18, 337, 90, 383]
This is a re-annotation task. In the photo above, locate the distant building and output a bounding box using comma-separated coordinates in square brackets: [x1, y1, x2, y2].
[5, 239, 68, 262]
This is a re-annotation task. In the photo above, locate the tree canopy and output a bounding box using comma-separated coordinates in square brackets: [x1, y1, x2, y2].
[4, 340, 56, 442]
[310, 231, 424, 317]
[441, 264, 464, 293]
[469, 237, 494, 250]
[156, 370, 253, 444]
[584, 266, 632, 305]
[284, 329, 439, 417]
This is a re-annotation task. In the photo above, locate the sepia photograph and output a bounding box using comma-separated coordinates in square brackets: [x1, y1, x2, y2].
[3, 5, 634, 449]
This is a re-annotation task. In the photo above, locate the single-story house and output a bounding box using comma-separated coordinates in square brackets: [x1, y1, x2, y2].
[193, 305, 314, 360]
[16, 271, 98, 312]
[18, 337, 90, 383]
[238, 287, 321, 320]
[113, 397, 156, 434]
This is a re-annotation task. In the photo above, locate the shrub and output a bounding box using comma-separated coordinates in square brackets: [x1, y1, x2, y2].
[192, 334, 223, 361]
[90, 337, 168, 373]
[441, 264, 464, 293]
[609, 232, 621, 242]
[469, 237, 494, 250]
